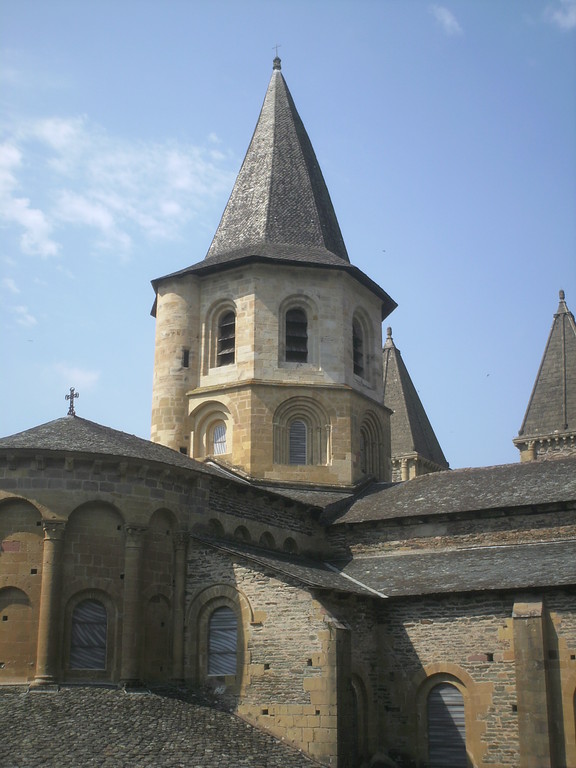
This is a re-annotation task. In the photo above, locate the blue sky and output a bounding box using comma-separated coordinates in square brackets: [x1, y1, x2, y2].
[1, 0, 575, 469]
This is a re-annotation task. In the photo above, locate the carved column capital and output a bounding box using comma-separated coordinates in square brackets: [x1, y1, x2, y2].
[124, 525, 147, 547]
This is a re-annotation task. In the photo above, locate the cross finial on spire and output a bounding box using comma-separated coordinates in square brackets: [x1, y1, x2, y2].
[65, 387, 79, 416]
[272, 44, 281, 70]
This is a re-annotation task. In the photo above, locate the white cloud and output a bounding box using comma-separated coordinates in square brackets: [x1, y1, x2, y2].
[52, 363, 100, 390]
[0, 142, 60, 257]
[2, 277, 20, 294]
[545, 0, 576, 29]
[1, 114, 235, 260]
[14, 305, 37, 327]
[430, 5, 463, 36]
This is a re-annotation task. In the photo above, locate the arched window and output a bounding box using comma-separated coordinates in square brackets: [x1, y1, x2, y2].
[289, 419, 307, 464]
[353, 320, 364, 377]
[427, 683, 466, 767]
[273, 397, 331, 466]
[208, 606, 237, 676]
[285, 308, 308, 362]
[210, 421, 227, 455]
[70, 599, 107, 670]
[217, 311, 235, 366]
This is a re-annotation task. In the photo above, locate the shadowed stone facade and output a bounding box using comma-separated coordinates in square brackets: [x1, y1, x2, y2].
[2, 59, 575, 768]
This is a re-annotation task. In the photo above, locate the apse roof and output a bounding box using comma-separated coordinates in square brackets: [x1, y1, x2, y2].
[516, 290, 576, 441]
[0, 416, 211, 473]
[382, 327, 449, 468]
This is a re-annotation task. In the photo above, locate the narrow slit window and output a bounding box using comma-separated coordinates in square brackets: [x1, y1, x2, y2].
[289, 420, 307, 465]
[285, 309, 308, 362]
[182, 348, 190, 368]
[353, 321, 364, 377]
[217, 311, 235, 366]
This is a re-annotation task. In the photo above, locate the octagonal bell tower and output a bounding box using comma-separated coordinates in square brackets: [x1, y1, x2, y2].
[151, 58, 397, 487]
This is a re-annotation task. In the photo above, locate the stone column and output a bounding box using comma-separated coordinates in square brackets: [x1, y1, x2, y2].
[512, 597, 553, 768]
[120, 525, 147, 687]
[32, 520, 66, 688]
[172, 531, 188, 681]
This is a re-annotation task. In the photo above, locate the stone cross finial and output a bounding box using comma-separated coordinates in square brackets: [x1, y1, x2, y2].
[65, 387, 79, 416]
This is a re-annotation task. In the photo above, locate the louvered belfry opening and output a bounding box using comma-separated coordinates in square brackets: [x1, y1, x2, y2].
[285, 309, 308, 362]
[208, 606, 237, 676]
[289, 419, 308, 464]
[217, 311, 235, 366]
[427, 683, 467, 767]
[70, 599, 107, 670]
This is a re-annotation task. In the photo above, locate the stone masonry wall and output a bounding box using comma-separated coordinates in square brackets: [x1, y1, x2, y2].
[185, 538, 342, 764]
[378, 593, 518, 767]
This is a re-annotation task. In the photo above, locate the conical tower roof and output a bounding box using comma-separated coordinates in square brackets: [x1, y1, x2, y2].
[515, 290, 576, 453]
[204, 56, 349, 267]
[152, 60, 396, 319]
[383, 327, 449, 472]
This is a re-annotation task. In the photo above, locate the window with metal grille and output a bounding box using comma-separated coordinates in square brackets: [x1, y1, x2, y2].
[70, 599, 107, 670]
[217, 311, 235, 366]
[353, 320, 364, 377]
[211, 421, 227, 455]
[427, 683, 467, 768]
[208, 607, 237, 676]
[285, 308, 308, 362]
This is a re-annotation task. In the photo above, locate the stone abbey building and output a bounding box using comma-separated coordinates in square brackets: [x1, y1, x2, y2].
[1, 59, 575, 768]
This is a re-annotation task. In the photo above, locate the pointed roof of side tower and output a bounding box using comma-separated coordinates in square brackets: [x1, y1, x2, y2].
[514, 290, 576, 461]
[152, 58, 396, 319]
[382, 327, 449, 479]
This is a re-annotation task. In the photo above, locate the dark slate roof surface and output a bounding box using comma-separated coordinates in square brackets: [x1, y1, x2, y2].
[516, 290, 576, 440]
[198, 537, 383, 598]
[0, 417, 214, 473]
[335, 457, 576, 524]
[382, 328, 449, 468]
[333, 540, 576, 596]
[205, 58, 349, 266]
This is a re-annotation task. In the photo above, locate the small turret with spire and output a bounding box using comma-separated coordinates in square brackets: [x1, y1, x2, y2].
[514, 290, 576, 461]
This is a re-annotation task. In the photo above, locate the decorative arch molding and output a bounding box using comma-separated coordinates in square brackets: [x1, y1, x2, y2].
[202, 298, 237, 373]
[68, 500, 125, 525]
[0, 493, 51, 521]
[147, 506, 179, 532]
[186, 584, 253, 691]
[412, 664, 490, 768]
[359, 409, 385, 479]
[278, 294, 320, 367]
[62, 588, 119, 682]
[273, 396, 332, 465]
[190, 400, 233, 460]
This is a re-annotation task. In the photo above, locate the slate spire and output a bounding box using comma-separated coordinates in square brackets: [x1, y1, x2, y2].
[382, 327, 449, 481]
[514, 290, 576, 461]
[204, 57, 350, 266]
